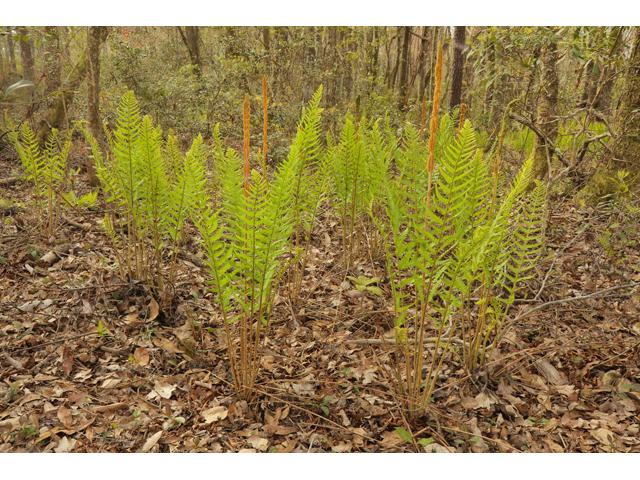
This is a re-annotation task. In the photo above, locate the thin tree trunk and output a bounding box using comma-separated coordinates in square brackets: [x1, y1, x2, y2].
[18, 26, 36, 83]
[390, 28, 402, 91]
[86, 26, 108, 187]
[177, 26, 201, 71]
[36, 28, 109, 146]
[397, 26, 411, 111]
[578, 28, 640, 201]
[449, 26, 466, 111]
[43, 26, 61, 97]
[530, 41, 559, 186]
[6, 28, 17, 74]
[418, 26, 431, 101]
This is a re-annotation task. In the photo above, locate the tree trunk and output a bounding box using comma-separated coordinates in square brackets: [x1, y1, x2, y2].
[578, 29, 640, 202]
[177, 26, 201, 70]
[397, 26, 411, 111]
[43, 26, 61, 97]
[6, 28, 18, 74]
[449, 26, 466, 111]
[530, 41, 559, 187]
[418, 26, 431, 101]
[86, 26, 108, 187]
[36, 28, 109, 146]
[326, 26, 338, 106]
[18, 26, 36, 83]
[390, 28, 402, 92]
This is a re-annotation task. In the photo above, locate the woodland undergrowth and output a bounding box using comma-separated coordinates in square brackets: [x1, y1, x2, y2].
[6, 45, 548, 422]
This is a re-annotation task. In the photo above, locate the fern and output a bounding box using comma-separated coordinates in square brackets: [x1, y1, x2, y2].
[10, 125, 70, 237]
[370, 114, 547, 419]
[82, 91, 197, 296]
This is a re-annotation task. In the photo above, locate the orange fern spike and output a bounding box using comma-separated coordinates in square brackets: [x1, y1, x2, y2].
[427, 42, 443, 174]
[243, 95, 251, 196]
[458, 103, 467, 133]
[262, 74, 268, 180]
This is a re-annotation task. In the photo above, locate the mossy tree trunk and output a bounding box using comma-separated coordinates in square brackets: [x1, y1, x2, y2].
[578, 29, 640, 202]
[529, 40, 559, 188]
[35, 27, 109, 147]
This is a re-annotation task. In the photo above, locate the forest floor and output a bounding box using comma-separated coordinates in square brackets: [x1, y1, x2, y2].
[1, 150, 640, 453]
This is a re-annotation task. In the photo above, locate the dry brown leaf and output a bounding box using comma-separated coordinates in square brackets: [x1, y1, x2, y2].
[54, 436, 76, 453]
[474, 392, 497, 409]
[278, 438, 298, 453]
[134, 347, 150, 366]
[591, 427, 616, 446]
[339, 409, 351, 426]
[148, 297, 160, 322]
[153, 380, 176, 399]
[82, 299, 93, 316]
[535, 359, 567, 386]
[460, 397, 478, 409]
[139, 431, 163, 453]
[247, 434, 269, 451]
[202, 406, 228, 424]
[61, 344, 73, 376]
[57, 406, 73, 428]
[152, 337, 185, 354]
[93, 402, 129, 413]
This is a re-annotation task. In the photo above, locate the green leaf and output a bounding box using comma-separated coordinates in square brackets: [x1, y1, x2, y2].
[468, 436, 480, 442]
[395, 427, 413, 443]
[417, 437, 435, 447]
[2, 80, 34, 100]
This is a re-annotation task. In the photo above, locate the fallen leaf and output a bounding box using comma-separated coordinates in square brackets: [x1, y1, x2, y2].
[202, 406, 228, 424]
[247, 434, 269, 451]
[556, 384, 575, 396]
[153, 380, 176, 399]
[57, 406, 73, 428]
[278, 438, 298, 453]
[134, 347, 150, 366]
[380, 430, 403, 450]
[535, 359, 567, 385]
[460, 397, 478, 409]
[62, 344, 73, 376]
[339, 409, 351, 426]
[54, 436, 76, 453]
[153, 337, 185, 354]
[474, 392, 497, 409]
[291, 382, 315, 396]
[149, 297, 160, 322]
[82, 299, 93, 316]
[591, 427, 616, 446]
[93, 402, 129, 413]
[139, 431, 162, 453]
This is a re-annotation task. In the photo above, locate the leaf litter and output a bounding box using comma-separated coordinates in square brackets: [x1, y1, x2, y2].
[1, 155, 640, 452]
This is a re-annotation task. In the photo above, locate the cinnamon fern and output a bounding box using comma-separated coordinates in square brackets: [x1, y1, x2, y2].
[188, 88, 323, 401]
